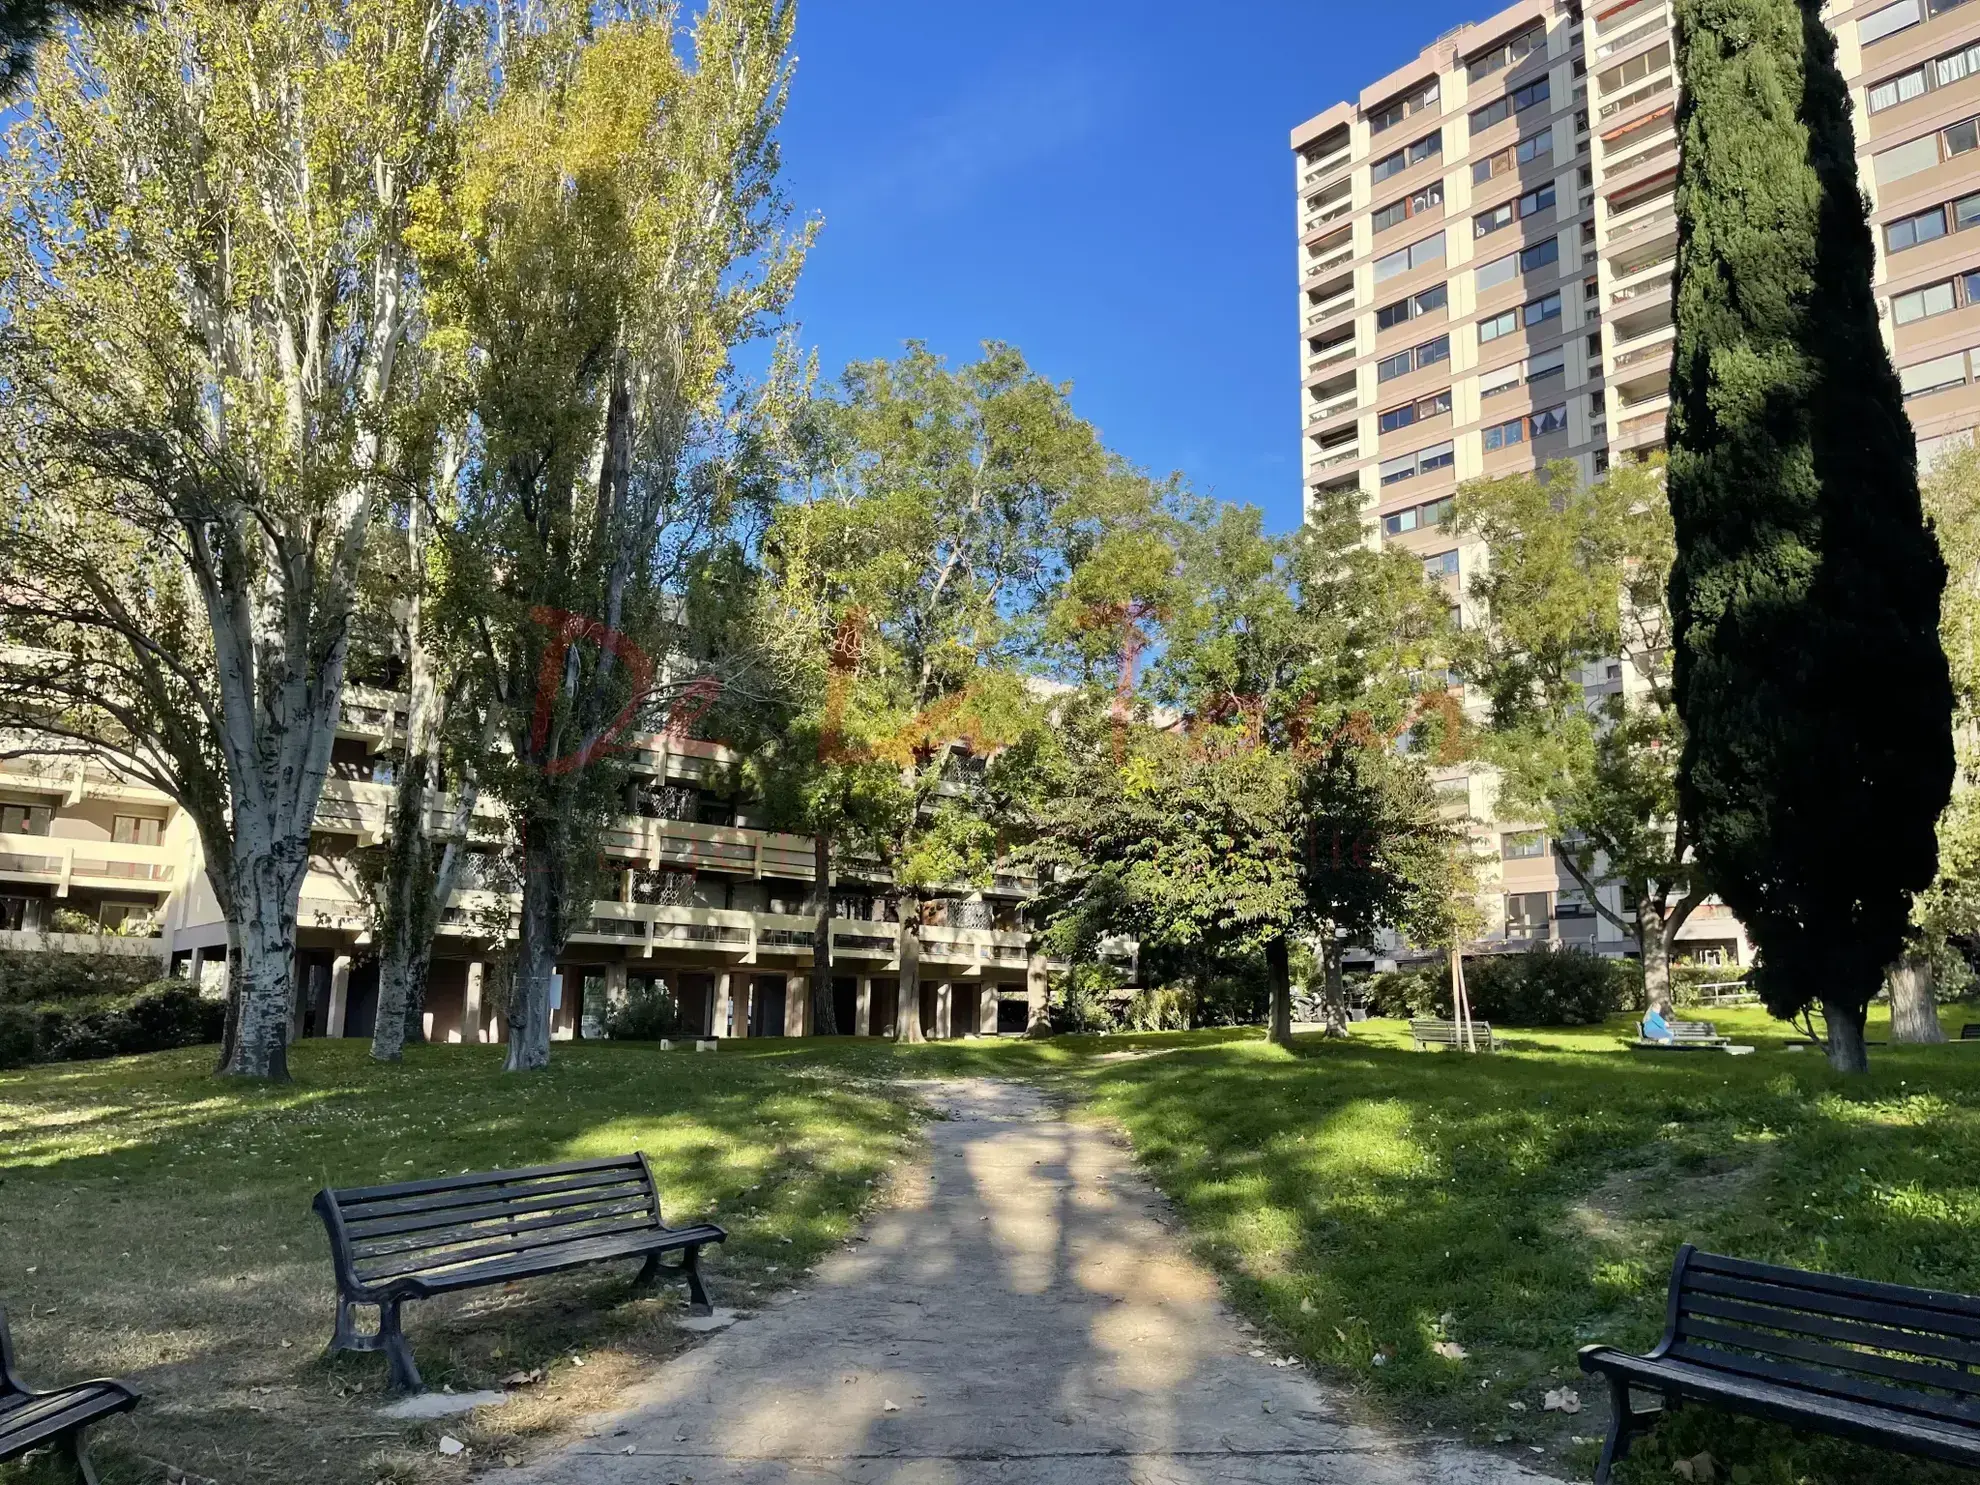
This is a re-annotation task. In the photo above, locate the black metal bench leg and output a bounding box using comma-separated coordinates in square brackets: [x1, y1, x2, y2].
[380, 1299, 422, 1393]
[682, 1244, 712, 1316]
[61, 1428, 102, 1485]
[1594, 1375, 1658, 1485]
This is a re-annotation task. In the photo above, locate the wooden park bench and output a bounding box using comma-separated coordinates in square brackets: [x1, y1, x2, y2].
[1580, 1245, 1980, 1483]
[1409, 1018, 1497, 1051]
[1635, 1019, 1729, 1050]
[1961, 1021, 1980, 1041]
[0, 1307, 140, 1484]
[315, 1153, 727, 1391]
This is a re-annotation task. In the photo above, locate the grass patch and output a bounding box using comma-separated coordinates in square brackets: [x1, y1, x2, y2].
[1041, 1008, 1980, 1484]
[0, 1039, 923, 1484]
[8, 1012, 1980, 1484]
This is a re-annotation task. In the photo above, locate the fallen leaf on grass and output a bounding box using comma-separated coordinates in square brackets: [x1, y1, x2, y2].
[1433, 1341, 1468, 1361]
[438, 1435, 466, 1457]
[500, 1369, 546, 1388]
[1672, 1452, 1719, 1483]
[883, 1400, 899, 1412]
[1542, 1386, 1581, 1414]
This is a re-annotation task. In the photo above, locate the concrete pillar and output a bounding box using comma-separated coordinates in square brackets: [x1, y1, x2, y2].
[464, 961, 486, 1044]
[855, 976, 872, 1037]
[978, 982, 998, 1037]
[713, 971, 734, 1038]
[326, 954, 352, 1039]
[1027, 951, 1050, 1035]
[935, 981, 952, 1040]
[786, 973, 808, 1037]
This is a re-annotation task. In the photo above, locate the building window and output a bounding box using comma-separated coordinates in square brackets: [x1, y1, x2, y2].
[1588, 331, 1603, 357]
[1892, 276, 1960, 324]
[1938, 39, 1980, 88]
[1374, 230, 1447, 283]
[1525, 291, 1563, 326]
[1521, 237, 1561, 273]
[1531, 402, 1569, 437]
[1375, 332, 1451, 383]
[1374, 181, 1444, 233]
[1502, 832, 1548, 860]
[1474, 126, 1555, 184]
[1858, 0, 1921, 46]
[1868, 64, 1928, 113]
[1376, 281, 1449, 330]
[1381, 491, 1456, 532]
[1888, 204, 1950, 252]
[1468, 21, 1545, 84]
[1590, 388, 1606, 416]
[1470, 73, 1552, 135]
[1900, 349, 1970, 399]
[1371, 129, 1442, 184]
[1380, 388, 1453, 434]
[1370, 77, 1440, 135]
[1479, 307, 1518, 343]
[1378, 445, 1457, 491]
[1423, 550, 1461, 578]
[0, 804, 49, 836]
[1483, 415, 1526, 451]
[112, 815, 162, 846]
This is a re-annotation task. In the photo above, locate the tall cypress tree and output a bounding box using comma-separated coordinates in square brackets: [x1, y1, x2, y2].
[1667, 0, 1954, 1071]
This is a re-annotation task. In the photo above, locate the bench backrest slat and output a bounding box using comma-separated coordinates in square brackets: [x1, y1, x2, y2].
[1964, 1022, 1980, 1040]
[342, 1178, 653, 1243]
[318, 1154, 663, 1291]
[340, 1195, 649, 1267]
[1671, 1022, 1719, 1039]
[1672, 1248, 1980, 1427]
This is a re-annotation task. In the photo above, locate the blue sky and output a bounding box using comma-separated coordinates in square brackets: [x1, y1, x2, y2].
[777, 0, 1485, 534]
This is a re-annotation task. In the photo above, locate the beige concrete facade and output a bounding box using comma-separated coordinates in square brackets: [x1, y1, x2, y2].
[0, 710, 1050, 1043]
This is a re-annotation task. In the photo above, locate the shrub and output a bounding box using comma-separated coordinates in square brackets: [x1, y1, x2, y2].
[604, 981, 682, 1041]
[1463, 948, 1627, 1027]
[1362, 968, 1445, 1019]
[1124, 985, 1193, 1031]
[0, 948, 162, 1006]
[1050, 962, 1124, 1034]
[0, 1004, 35, 1069]
[6, 981, 224, 1066]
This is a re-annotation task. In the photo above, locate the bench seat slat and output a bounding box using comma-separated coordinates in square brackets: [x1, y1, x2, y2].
[1674, 1322, 1980, 1411]
[338, 1165, 648, 1223]
[1686, 1270, 1980, 1343]
[1682, 1292, 1980, 1371]
[1688, 1251, 1980, 1321]
[357, 1210, 664, 1281]
[0, 1386, 132, 1453]
[392, 1224, 727, 1298]
[353, 1197, 655, 1263]
[346, 1183, 653, 1244]
[1585, 1350, 1980, 1467]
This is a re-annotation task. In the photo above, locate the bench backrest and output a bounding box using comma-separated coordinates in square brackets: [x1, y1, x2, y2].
[1410, 1019, 1492, 1042]
[1664, 1246, 1980, 1428]
[1963, 1022, 1980, 1040]
[1671, 1021, 1719, 1039]
[0, 1309, 22, 1399]
[315, 1155, 665, 1292]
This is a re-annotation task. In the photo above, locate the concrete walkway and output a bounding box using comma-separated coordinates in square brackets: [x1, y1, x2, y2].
[513, 1079, 1553, 1485]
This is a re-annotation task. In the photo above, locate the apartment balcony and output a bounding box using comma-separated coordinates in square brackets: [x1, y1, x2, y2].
[1599, 74, 1674, 125]
[1610, 332, 1674, 377]
[536, 901, 1030, 972]
[1603, 139, 1679, 200]
[1593, 10, 1670, 63]
[1310, 438, 1361, 473]
[1306, 383, 1360, 428]
[1304, 287, 1358, 330]
[1616, 408, 1668, 451]
[1610, 269, 1673, 310]
[1307, 335, 1357, 375]
[1303, 238, 1354, 278]
[1301, 142, 1352, 190]
[1604, 201, 1675, 253]
[0, 832, 177, 895]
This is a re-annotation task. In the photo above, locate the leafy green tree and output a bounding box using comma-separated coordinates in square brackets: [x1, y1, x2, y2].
[1453, 458, 1702, 1005]
[0, 0, 463, 1079]
[418, 0, 807, 1071]
[1667, 0, 1954, 1070]
[1035, 487, 1456, 1045]
[757, 344, 1109, 1040]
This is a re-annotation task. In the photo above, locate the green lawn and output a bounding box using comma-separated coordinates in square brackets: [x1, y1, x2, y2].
[6, 1013, 1980, 1485]
[1033, 1009, 1980, 1485]
[0, 1040, 922, 1485]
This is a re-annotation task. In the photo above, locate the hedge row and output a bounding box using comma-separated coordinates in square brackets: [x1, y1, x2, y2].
[0, 982, 223, 1069]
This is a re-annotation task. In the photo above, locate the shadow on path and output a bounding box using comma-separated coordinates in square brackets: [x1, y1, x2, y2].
[511, 1078, 1553, 1484]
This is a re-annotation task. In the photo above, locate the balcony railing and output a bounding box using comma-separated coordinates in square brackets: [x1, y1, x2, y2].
[1605, 203, 1676, 248]
[1611, 337, 1673, 373]
[1305, 289, 1356, 325]
[1302, 145, 1352, 187]
[1308, 337, 1356, 371]
[1611, 271, 1673, 306]
[0, 832, 177, 887]
[1599, 75, 1673, 121]
[1311, 443, 1361, 472]
[1307, 390, 1359, 425]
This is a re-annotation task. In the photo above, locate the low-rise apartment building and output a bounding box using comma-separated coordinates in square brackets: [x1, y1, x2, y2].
[0, 691, 1051, 1043]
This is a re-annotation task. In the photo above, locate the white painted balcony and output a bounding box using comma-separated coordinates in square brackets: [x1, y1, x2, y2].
[1306, 389, 1360, 425]
[0, 832, 177, 891]
[1305, 242, 1354, 277]
[1305, 288, 1357, 326]
[1308, 336, 1357, 371]
[1310, 443, 1361, 472]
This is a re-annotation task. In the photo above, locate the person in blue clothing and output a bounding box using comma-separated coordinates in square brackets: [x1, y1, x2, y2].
[1641, 998, 1675, 1042]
